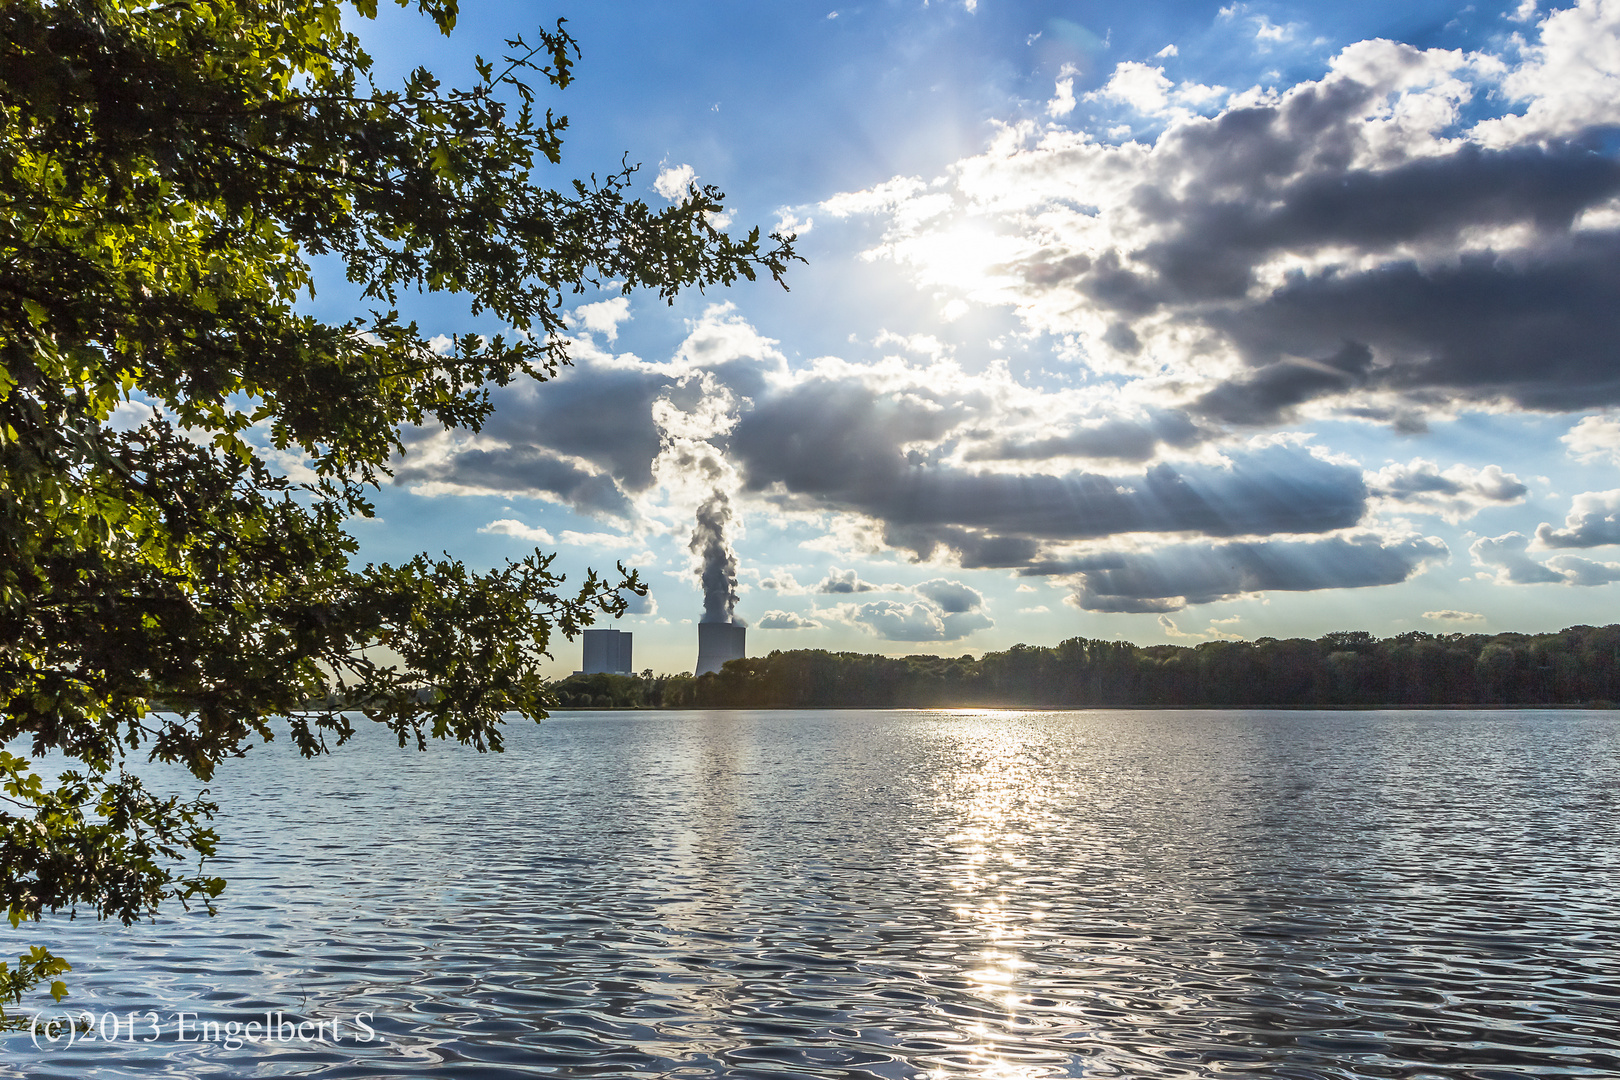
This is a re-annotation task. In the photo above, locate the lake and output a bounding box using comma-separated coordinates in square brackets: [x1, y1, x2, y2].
[4, 708, 1618, 1078]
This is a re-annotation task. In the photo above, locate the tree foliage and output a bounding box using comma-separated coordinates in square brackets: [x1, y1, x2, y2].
[671, 626, 1620, 710]
[0, 0, 796, 1020]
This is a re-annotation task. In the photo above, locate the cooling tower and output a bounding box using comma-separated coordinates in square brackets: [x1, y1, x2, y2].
[695, 622, 746, 676]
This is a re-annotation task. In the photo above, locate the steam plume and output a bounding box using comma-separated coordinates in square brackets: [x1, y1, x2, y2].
[690, 493, 740, 624]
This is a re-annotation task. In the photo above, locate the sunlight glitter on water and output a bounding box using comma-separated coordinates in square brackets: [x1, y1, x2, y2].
[4, 708, 1619, 1078]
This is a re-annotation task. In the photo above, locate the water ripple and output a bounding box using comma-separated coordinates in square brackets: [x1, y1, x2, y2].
[4, 709, 1618, 1078]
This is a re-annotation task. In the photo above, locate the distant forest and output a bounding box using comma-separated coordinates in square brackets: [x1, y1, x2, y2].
[548, 625, 1620, 710]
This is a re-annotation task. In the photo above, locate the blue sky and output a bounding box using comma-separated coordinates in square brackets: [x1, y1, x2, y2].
[304, 0, 1620, 675]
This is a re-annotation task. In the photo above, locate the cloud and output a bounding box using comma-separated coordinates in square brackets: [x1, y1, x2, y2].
[1423, 609, 1485, 622]
[1048, 75, 1077, 119]
[1545, 554, 1620, 585]
[963, 409, 1206, 464]
[108, 399, 156, 433]
[397, 443, 637, 520]
[479, 519, 556, 544]
[1032, 532, 1449, 612]
[1368, 459, 1529, 522]
[558, 530, 643, 549]
[1470, 532, 1565, 584]
[1088, 61, 1225, 117]
[1158, 614, 1246, 639]
[729, 375, 1369, 561]
[1474, 528, 1620, 586]
[838, 597, 994, 641]
[829, 19, 1620, 424]
[914, 577, 985, 613]
[393, 306, 790, 525]
[759, 570, 807, 593]
[758, 609, 822, 629]
[653, 163, 696, 201]
[819, 575, 996, 641]
[1474, 0, 1620, 147]
[570, 296, 631, 341]
[816, 567, 897, 593]
[1563, 414, 1620, 465]
[1534, 489, 1620, 548]
[622, 591, 657, 616]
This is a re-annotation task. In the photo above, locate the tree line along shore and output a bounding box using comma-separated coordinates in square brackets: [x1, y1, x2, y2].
[547, 625, 1620, 710]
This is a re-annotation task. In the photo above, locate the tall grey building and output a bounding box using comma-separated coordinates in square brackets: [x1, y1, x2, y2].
[580, 628, 633, 675]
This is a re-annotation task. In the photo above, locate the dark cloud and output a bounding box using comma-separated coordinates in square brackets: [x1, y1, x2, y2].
[1194, 343, 1373, 425]
[1209, 238, 1620, 412]
[977, 72, 1620, 420]
[479, 365, 673, 492]
[393, 445, 635, 520]
[1133, 143, 1620, 308]
[965, 409, 1204, 462]
[732, 382, 1368, 554]
[1024, 533, 1448, 612]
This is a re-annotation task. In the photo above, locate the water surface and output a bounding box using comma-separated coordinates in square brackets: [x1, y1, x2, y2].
[4, 709, 1618, 1078]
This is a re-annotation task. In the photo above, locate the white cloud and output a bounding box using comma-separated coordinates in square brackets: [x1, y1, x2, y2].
[758, 609, 822, 629]
[836, 597, 993, 641]
[1156, 44, 1179, 58]
[1546, 554, 1620, 585]
[1474, 0, 1620, 146]
[570, 296, 631, 341]
[1091, 61, 1175, 113]
[1367, 460, 1528, 522]
[819, 175, 928, 218]
[653, 163, 696, 201]
[1563, 414, 1620, 465]
[1047, 75, 1077, 119]
[107, 399, 156, 433]
[1253, 15, 1294, 43]
[1018, 604, 1051, 614]
[558, 530, 642, 549]
[759, 569, 807, 593]
[774, 209, 813, 235]
[1423, 609, 1486, 622]
[479, 519, 556, 543]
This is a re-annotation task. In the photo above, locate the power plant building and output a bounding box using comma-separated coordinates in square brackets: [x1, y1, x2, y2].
[695, 622, 746, 676]
[580, 628, 633, 675]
